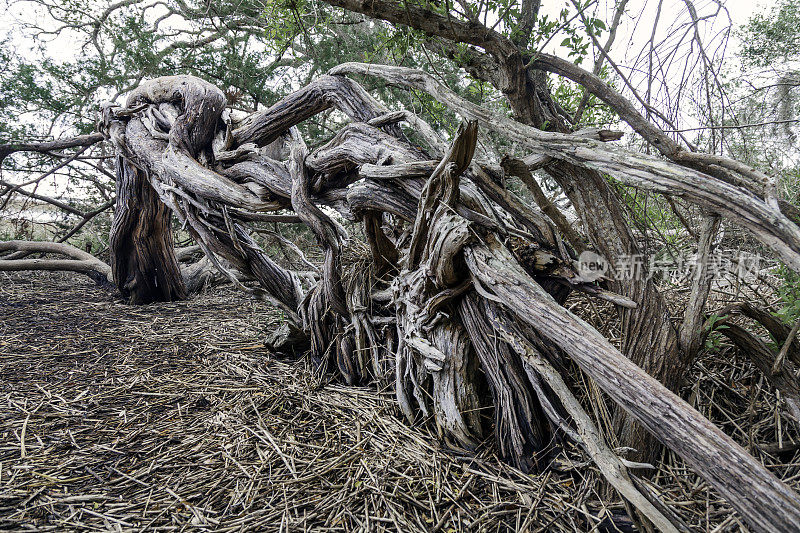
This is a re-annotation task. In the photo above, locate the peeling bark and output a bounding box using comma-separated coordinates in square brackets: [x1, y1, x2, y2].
[110, 156, 186, 304]
[83, 70, 800, 532]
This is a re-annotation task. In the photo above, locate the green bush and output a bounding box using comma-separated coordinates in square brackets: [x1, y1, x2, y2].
[776, 264, 800, 324]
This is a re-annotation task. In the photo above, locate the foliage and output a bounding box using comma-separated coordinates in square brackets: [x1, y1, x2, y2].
[0, 0, 620, 143]
[703, 313, 728, 353]
[775, 264, 800, 324]
[550, 65, 618, 127]
[739, 0, 800, 68]
[0, 0, 769, 263]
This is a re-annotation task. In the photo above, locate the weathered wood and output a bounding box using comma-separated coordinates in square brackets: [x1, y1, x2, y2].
[288, 128, 349, 318]
[110, 157, 186, 304]
[0, 240, 246, 296]
[363, 212, 398, 277]
[106, 80, 305, 322]
[501, 156, 585, 252]
[233, 75, 395, 147]
[288, 126, 362, 383]
[329, 62, 692, 464]
[92, 70, 800, 530]
[0, 240, 112, 287]
[481, 299, 682, 533]
[464, 236, 800, 533]
[459, 294, 550, 472]
[678, 216, 720, 358]
[391, 121, 488, 447]
[330, 63, 800, 271]
[428, 320, 484, 448]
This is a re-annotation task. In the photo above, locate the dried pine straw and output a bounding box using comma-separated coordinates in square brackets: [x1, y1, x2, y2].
[1, 271, 799, 532]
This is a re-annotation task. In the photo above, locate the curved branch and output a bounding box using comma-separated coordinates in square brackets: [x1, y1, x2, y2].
[330, 63, 800, 271]
[464, 236, 800, 532]
[528, 53, 771, 191]
[232, 75, 394, 147]
[0, 240, 112, 286]
[288, 128, 349, 317]
[0, 134, 105, 165]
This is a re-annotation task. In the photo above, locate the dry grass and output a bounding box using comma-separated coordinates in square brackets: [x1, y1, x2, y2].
[2, 271, 800, 532]
[0, 272, 625, 532]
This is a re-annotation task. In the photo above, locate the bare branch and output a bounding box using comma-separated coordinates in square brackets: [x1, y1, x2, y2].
[331, 62, 800, 270]
[0, 134, 105, 164]
[0, 240, 112, 285]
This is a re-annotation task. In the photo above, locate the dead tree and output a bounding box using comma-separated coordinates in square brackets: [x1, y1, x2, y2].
[40, 65, 797, 532]
[110, 156, 187, 303]
[316, 0, 800, 468]
[3, 0, 799, 527]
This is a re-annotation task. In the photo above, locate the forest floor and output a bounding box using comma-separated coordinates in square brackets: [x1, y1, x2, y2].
[0, 271, 616, 532]
[1, 271, 798, 532]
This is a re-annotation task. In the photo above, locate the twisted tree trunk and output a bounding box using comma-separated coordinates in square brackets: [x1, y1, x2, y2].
[88, 70, 800, 532]
[314, 0, 799, 468]
[110, 156, 186, 304]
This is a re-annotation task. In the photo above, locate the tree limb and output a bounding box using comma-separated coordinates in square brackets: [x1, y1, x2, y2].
[0, 134, 105, 164]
